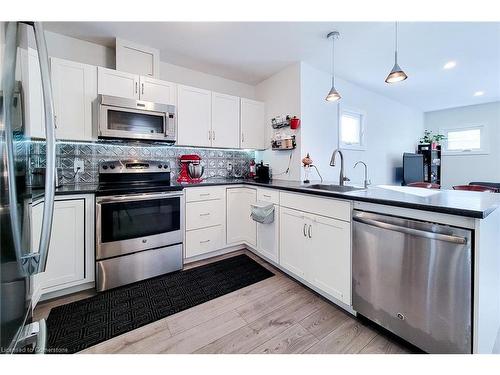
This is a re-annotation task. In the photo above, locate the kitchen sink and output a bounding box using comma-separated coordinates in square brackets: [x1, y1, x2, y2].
[305, 184, 365, 193]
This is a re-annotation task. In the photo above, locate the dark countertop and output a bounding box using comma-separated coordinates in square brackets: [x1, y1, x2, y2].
[33, 179, 500, 219]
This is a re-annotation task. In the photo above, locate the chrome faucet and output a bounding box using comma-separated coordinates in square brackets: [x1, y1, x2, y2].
[329, 149, 350, 186]
[354, 161, 371, 189]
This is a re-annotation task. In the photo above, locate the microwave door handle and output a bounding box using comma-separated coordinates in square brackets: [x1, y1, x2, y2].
[2, 22, 25, 274]
[33, 22, 57, 274]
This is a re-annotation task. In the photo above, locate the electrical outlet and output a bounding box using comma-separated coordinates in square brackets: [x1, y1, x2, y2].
[74, 158, 84, 173]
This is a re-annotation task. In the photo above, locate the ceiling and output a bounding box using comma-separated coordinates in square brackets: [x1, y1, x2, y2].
[44, 22, 500, 112]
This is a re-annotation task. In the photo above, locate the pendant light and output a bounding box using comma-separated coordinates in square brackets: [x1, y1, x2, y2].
[385, 22, 408, 84]
[325, 31, 341, 102]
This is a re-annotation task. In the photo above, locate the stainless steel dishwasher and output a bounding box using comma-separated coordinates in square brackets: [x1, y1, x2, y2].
[352, 210, 472, 354]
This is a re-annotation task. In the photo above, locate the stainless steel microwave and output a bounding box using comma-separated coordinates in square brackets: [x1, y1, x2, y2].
[98, 94, 176, 142]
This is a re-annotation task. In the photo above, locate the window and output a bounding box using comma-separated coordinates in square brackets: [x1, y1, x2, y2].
[443, 126, 486, 154]
[340, 109, 365, 150]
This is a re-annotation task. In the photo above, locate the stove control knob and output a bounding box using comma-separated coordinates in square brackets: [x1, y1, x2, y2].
[102, 165, 108, 170]
[110, 165, 115, 169]
[158, 164, 162, 169]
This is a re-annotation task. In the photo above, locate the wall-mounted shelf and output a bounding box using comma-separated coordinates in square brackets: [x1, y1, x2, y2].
[271, 135, 296, 151]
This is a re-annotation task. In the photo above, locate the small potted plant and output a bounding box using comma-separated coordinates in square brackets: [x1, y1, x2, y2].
[420, 130, 445, 150]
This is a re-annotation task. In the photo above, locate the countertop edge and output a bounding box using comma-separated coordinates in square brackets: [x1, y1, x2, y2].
[43, 180, 497, 219]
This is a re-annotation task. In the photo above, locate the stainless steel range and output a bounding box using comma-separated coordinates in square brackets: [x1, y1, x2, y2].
[95, 160, 184, 291]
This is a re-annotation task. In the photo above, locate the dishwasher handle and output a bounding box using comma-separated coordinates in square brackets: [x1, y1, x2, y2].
[353, 216, 468, 245]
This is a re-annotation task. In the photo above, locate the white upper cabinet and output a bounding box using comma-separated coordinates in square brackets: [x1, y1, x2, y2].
[98, 66, 139, 100]
[116, 38, 160, 78]
[20, 47, 45, 138]
[226, 187, 257, 246]
[211, 92, 240, 148]
[139, 76, 177, 106]
[177, 84, 212, 147]
[240, 98, 266, 149]
[51, 57, 97, 141]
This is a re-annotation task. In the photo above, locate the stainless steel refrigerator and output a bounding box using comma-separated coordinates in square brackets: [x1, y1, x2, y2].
[1, 22, 56, 354]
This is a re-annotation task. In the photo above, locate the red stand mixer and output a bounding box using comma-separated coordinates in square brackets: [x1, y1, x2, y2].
[177, 154, 204, 183]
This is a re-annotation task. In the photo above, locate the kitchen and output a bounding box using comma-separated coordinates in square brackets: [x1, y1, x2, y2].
[2, 5, 500, 370]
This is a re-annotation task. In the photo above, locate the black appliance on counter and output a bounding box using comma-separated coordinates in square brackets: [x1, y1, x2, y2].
[254, 161, 271, 182]
[95, 160, 184, 291]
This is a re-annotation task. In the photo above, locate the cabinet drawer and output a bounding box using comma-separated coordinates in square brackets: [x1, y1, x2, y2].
[185, 186, 225, 202]
[257, 188, 279, 204]
[186, 199, 224, 230]
[280, 192, 351, 222]
[185, 225, 224, 258]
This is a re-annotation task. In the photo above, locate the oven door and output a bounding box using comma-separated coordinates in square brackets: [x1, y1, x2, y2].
[96, 191, 184, 260]
[99, 103, 176, 142]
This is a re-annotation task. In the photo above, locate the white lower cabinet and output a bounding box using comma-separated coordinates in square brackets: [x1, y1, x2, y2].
[308, 214, 351, 305]
[226, 187, 257, 246]
[279, 204, 352, 305]
[31, 195, 94, 304]
[255, 188, 279, 263]
[279, 207, 310, 278]
[184, 187, 226, 259]
[185, 225, 224, 258]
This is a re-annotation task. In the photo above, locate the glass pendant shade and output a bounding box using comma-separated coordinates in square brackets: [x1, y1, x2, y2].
[385, 60, 408, 83]
[325, 85, 341, 101]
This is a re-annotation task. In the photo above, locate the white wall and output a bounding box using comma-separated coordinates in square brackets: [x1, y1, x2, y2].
[44, 30, 256, 99]
[300, 63, 424, 186]
[255, 63, 302, 181]
[425, 102, 500, 188]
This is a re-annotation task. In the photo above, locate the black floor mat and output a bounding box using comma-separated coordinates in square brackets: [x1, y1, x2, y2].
[46, 254, 274, 353]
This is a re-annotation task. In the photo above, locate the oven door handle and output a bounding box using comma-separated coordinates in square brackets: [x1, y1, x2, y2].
[96, 191, 183, 204]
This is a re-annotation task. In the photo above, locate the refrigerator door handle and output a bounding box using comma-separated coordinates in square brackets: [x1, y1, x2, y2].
[2, 22, 24, 273]
[32, 22, 57, 274]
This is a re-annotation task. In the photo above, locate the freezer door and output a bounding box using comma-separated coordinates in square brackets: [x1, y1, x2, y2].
[352, 210, 472, 354]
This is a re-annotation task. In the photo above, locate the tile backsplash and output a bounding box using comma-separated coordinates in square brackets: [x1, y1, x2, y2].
[27, 140, 255, 186]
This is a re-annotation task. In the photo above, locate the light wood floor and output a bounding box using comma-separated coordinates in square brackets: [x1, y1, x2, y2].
[34, 249, 415, 354]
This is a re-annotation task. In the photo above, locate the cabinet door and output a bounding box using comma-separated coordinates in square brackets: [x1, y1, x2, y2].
[51, 57, 97, 141]
[309, 215, 351, 305]
[20, 48, 45, 138]
[240, 98, 265, 149]
[279, 207, 309, 278]
[226, 188, 257, 246]
[177, 85, 212, 147]
[257, 205, 279, 263]
[32, 199, 86, 290]
[211, 92, 240, 148]
[97, 66, 139, 99]
[139, 76, 177, 105]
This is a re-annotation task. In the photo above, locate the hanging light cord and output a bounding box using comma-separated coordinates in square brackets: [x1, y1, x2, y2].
[394, 21, 398, 63]
[331, 35, 335, 86]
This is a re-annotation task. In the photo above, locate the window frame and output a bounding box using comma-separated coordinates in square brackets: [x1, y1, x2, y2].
[339, 106, 367, 151]
[440, 125, 488, 156]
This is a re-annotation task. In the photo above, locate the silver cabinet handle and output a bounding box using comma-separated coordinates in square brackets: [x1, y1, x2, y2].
[213, 130, 215, 141]
[199, 213, 210, 217]
[141, 83, 144, 95]
[353, 216, 467, 244]
[308, 224, 312, 238]
[200, 193, 211, 197]
[208, 130, 212, 140]
[303, 223, 307, 237]
[241, 132, 245, 143]
[263, 194, 271, 198]
[200, 239, 211, 244]
[135, 82, 138, 94]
